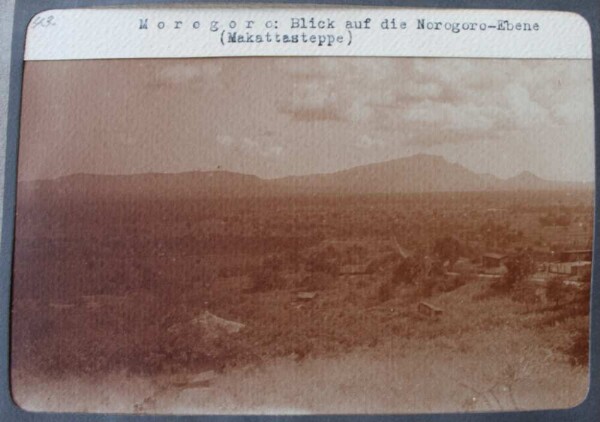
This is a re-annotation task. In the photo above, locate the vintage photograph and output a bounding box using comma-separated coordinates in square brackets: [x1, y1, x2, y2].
[11, 57, 594, 413]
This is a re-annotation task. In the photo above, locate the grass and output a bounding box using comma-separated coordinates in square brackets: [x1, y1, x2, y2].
[12, 277, 590, 413]
[12, 320, 588, 414]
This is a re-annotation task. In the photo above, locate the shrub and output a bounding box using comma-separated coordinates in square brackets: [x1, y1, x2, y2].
[392, 256, 423, 285]
[305, 251, 340, 275]
[417, 276, 438, 298]
[299, 271, 331, 291]
[364, 260, 380, 274]
[433, 236, 463, 265]
[566, 327, 589, 367]
[573, 282, 591, 313]
[377, 281, 394, 303]
[511, 280, 540, 309]
[438, 275, 467, 293]
[546, 276, 570, 306]
[504, 252, 534, 290]
[249, 268, 283, 292]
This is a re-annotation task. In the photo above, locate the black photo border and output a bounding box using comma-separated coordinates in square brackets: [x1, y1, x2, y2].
[2, 0, 599, 421]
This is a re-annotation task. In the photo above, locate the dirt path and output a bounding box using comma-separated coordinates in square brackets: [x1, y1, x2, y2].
[12, 326, 588, 414]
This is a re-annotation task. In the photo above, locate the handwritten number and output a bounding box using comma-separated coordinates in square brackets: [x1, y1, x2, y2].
[31, 15, 56, 29]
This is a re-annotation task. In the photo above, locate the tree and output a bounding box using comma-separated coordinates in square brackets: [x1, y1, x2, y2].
[377, 281, 394, 303]
[572, 269, 591, 315]
[433, 236, 462, 265]
[546, 276, 569, 306]
[502, 252, 534, 291]
[392, 256, 423, 285]
[512, 279, 540, 310]
[567, 326, 589, 367]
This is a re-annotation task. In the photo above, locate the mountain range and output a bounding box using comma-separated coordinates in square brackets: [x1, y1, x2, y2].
[19, 154, 593, 199]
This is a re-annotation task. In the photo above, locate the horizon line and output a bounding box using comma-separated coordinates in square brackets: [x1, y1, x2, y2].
[19, 153, 596, 185]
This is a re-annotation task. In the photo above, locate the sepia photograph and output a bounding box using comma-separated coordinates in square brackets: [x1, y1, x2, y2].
[10, 56, 594, 414]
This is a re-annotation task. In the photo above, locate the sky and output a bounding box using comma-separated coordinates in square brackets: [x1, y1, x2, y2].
[19, 57, 594, 182]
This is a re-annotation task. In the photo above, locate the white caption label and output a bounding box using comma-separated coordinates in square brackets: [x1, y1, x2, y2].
[24, 7, 592, 60]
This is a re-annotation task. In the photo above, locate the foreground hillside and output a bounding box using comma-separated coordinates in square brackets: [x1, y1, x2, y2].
[11, 189, 592, 413]
[12, 280, 589, 413]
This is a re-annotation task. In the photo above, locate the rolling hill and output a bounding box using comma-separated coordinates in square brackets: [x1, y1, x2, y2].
[18, 154, 593, 199]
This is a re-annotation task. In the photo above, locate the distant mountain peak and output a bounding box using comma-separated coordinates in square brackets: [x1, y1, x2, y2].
[20, 154, 591, 198]
[512, 170, 542, 179]
[505, 170, 547, 186]
[405, 153, 447, 162]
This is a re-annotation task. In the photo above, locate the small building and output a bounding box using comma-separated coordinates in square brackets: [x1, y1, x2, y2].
[478, 274, 503, 281]
[296, 292, 317, 301]
[563, 280, 586, 290]
[418, 302, 443, 319]
[559, 250, 592, 263]
[548, 261, 591, 277]
[482, 253, 508, 268]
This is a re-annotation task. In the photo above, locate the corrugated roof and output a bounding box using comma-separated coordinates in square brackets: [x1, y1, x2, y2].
[483, 253, 507, 259]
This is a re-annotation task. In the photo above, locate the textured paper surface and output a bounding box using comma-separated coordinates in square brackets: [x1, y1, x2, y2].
[25, 7, 591, 60]
[11, 4, 595, 416]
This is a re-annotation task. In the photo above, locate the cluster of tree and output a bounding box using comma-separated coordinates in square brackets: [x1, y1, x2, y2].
[552, 271, 590, 367]
[248, 254, 285, 292]
[486, 251, 538, 305]
[392, 256, 427, 286]
[567, 326, 589, 367]
[479, 220, 524, 249]
[249, 246, 343, 292]
[503, 252, 535, 290]
[249, 266, 284, 292]
[388, 236, 472, 300]
[433, 236, 463, 266]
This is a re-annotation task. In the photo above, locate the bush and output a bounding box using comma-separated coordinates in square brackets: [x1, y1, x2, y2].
[574, 282, 591, 313]
[377, 281, 394, 303]
[566, 327, 589, 367]
[433, 236, 463, 265]
[417, 276, 438, 298]
[546, 276, 570, 306]
[511, 280, 540, 309]
[438, 275, 467, 293]
[249, 268, 283, 292]
[365, 260, 380, 274]
[298, 272, 331, 291]
[392, 256, 423, 285]
[504, 252, 534, 290]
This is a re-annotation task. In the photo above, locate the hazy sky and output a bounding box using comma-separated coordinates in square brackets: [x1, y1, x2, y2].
[19, 57, 594, 182]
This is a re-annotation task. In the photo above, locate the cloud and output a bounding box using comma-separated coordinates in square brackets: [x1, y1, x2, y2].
[216, 134, 285, 158]
[503, 83, 549, 127]
[20, 57, 593, 182]
[156, 62, 224, 85]
[355, 135, 385, 149]
[279, 79, 347, 122]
